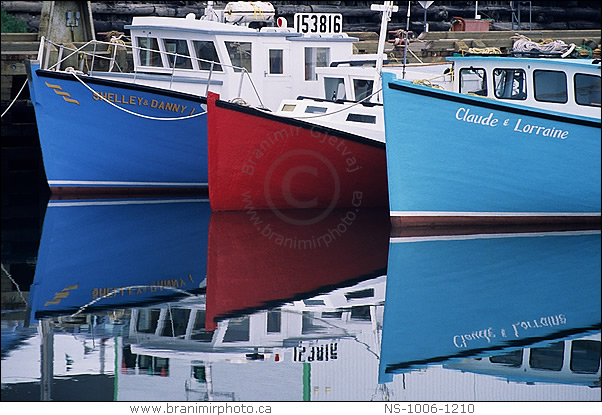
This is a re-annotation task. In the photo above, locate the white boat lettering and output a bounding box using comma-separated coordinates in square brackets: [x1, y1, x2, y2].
[512, 314, 567, 337]
[453, 327, 495, 348]
[455, 107, 499, 127]
[453, 314, 568, 348]
[513, 118, 569, 139]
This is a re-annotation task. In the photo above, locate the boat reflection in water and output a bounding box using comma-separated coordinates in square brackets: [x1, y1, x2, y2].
[379, 226, 601, 388]
[122, 207, 391, 401]
[3, 200, 600, 401]
[28, 197, 211, 322]
[205, 207, 390, 329]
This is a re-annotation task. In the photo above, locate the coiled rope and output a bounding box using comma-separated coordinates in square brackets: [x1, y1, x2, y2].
[68, 69, 207, 121]
[511, 34, 575, 57]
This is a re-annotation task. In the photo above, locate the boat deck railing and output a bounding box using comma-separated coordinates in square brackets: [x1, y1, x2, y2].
[37, 36, 264, 105]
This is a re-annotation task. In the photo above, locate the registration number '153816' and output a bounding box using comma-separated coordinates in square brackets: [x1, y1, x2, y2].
[293, 13, 343, 34]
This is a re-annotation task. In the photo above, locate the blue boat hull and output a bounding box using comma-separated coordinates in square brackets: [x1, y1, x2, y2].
[379, 230, 601, 383]
[381, 72, 601, 226]
[26, 61, 208, 193]
[28, 198, 211, 321]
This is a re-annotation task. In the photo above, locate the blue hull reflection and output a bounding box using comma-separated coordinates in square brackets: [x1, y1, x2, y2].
[379, 229, 601, 383]
[28, 198, 211, 322]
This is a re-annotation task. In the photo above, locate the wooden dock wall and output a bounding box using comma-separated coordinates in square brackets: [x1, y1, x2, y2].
[2, 1, 601, 34]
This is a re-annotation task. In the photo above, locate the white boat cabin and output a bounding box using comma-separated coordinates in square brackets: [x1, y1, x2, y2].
[90, 1, 359, 110]
[448, 56, 601, 119]
[445, 332, 601, 387]
[127, 275, 386, 355]
[273, 61, 452, 142]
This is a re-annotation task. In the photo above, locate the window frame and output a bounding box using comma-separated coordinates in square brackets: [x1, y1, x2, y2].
[533, 69, 568, 104]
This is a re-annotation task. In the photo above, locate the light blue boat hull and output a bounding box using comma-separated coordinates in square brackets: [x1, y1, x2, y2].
[28, 198, 211, 322]
[26, 61, 208, 192]
[378, 230, 601, 383]
[381, 72, 601, 224]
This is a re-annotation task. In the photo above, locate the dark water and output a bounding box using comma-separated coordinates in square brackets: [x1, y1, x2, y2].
[1, 192, 600, 402]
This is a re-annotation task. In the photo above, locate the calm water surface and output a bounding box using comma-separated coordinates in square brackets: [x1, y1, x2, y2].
[1, 195, 600, 402]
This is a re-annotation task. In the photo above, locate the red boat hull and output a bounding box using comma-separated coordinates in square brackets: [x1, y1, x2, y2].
[207, 92, 388, 212]
[205, 208, 390, 330]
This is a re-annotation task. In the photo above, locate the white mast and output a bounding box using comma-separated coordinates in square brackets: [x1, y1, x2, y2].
[371, 2, 398, 102]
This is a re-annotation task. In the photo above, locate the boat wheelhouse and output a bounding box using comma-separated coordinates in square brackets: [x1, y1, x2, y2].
[446, 56, 601, 119]
[445, 332, 601, 387]
[26, 1, 360, 194]
[94, 6, 358, 111]
[382, 56, 601, 227]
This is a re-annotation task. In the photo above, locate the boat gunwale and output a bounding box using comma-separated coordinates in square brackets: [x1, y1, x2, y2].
[30, 62, 208, 104]
[213, 98, 386, 150]
[385, 78, 601, 128]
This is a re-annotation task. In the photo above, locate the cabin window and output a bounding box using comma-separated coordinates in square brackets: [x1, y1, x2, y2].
[489, 349, 523, 367]
[225, 41, 252, 72]
[534, 70, 567, 103]
[269, 49, 284, 74]
[574, 74, 601, 107]
[350, 305, 372, 321]
[136, 309, 161, 333]
[529, 341, 564, 371]
[353, 79, 374, 101]
[459, 67, 487, 96]
[324, 77, 346, 100]
[346, 113, 377, 124]
[281, 104, 296, 111]
[304, 47, 330, 80]
[223, 316, 250, 342]
[570, 340, 601, 374]
[303, 299, 326, 306]
[192, 366, 207, 383]
[161, 308, 191, 337]
[267, 310, 281, 333]
[137, 355, 169, 376]
[321, 311, 343, 319]
[193, 40, 222, 71]
[344, 288, 375, 300]
[137, 37, 162, 67]
[305, 106, 327, 114]
[190, 310, 213, 342]
[163, 39, 193, 69]
[493, 68, 526, 100]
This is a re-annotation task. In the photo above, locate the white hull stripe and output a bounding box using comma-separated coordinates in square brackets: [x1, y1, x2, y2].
[48, 180, 208, 187]
[391, 230, 601, 244]
[390, 211, 601, 217]
[49, 199, 209, 207]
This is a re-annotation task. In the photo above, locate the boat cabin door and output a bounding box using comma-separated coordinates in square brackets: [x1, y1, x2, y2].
[262, 42, 293, 109]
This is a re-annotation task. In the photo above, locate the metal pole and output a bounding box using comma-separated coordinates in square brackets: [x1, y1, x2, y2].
[206, 62, 215, 96]
[402, 2, 411, 78]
